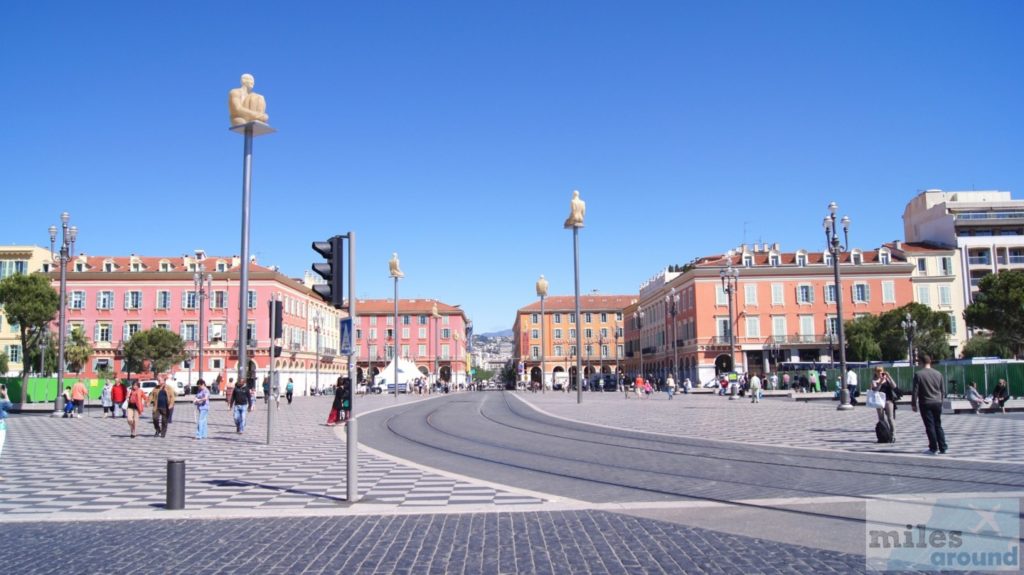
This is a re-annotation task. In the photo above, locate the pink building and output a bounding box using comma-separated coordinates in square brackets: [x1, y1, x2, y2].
[49, 252, 345, 393]
[351, 299, 471, 385]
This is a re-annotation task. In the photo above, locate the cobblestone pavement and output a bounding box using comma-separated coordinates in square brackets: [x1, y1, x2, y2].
[0, 394, 543, 518]
[514, 391, 1024, 464]
[6, 510, 878, 574]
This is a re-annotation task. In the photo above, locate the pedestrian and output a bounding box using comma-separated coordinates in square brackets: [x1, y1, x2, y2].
[0, 384, 12, 468]
[286, 378, 294, 404]
[262, 376, 271, 405]
[782, 372, 791, 390]
[846, 367, 859, 406]
[212, 374, 221, 396]
[989, 379, 1010, 413]
[229, 380, 250, 433]
[162, 375, 178, 423]
[100, 380, 114, 417]
[111, 379, 127, 418]
[749, 372, 762, 403]
[247, 377, 256, 412]
[665, 374, 676, 400]
[911, 353, 948, 455]
[768, 372, 778, 391]
[193, 379, 210, 439]
[682, 377, 692, 394]
[327, 377, 347, 426]
[125, 381, 147, 438]
[966, 381, 985, 413]
[634, 375, 644, 400]
[871, 366, 898, 440]
[270, 376, 280, 408]
[225, 377, 235, 409]
[62, 386, 75, 418]
[148, 377, 175, 437]
[71, 378, 88, 417]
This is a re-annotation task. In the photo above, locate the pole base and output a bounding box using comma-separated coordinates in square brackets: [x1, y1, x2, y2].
[836, 403, 854, 411]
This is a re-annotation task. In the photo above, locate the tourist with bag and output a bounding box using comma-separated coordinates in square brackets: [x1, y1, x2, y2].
[870, 367, 897, 443]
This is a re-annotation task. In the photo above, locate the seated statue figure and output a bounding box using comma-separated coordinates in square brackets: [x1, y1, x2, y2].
[229, 73, 269, 126]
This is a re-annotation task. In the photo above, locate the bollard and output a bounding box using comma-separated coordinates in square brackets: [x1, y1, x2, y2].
[166, 458, 185, 510]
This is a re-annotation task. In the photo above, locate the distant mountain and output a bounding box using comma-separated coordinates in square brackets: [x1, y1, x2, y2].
[478, 329, 512, 338]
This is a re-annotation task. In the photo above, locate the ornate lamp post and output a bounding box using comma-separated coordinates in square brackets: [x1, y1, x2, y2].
[901, 312, 918, 366]
[666, 287, 680, 383]
[634, 306, 645, 381]
[536, 275, 548, 393]
[48, 212, 77, 413]
[597, 331, 605, 391]
[193, 262, 212, 388]
[824, 201, 853, 411]
[720, 258, 739, 376]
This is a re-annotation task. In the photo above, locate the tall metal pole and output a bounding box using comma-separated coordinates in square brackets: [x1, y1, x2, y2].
[825, 202, 852, 411]
[346, 232, 359, 502]
[236, 124, 253, 390]
[266, 293, 277, 445]
[314, 314, 321, 395]
[541, 294, 546, 393]
[573, 227, 583, 404]
[393, 276, 399, 398]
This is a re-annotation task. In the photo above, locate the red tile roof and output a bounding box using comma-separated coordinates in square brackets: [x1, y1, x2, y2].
[354, 299, 465, 316]
[518, 295, 636, 313]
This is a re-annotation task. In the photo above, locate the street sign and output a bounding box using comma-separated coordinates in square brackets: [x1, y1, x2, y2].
[339, 318, 352, 355]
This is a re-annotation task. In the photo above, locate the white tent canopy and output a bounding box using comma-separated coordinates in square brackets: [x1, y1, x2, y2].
[375, 357, 424, 385]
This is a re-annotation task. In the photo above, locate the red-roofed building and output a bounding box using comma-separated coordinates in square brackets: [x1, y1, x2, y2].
[44, 251, 346, 394]
[513, 294, 635, 389]
[350, 299, 471, 386]
[624, 243, 915, 385]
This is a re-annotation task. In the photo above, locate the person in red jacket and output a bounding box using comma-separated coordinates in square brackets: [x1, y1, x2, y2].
[111, 380, 127, 418]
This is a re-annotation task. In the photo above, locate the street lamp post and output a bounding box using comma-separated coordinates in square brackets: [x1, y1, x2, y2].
[48, 212, 77, 413]
[536, 274, 552, 390]
[901, 313, 917, 366]
[597, 332, 605, 391]
[586, 335, 593, 390]
[193, 264, 212, 389]
[666, 287, 680, 383]
[613, 330, 620, 389]
[634, 307, 645, 381]
[720, 258, 740, 376]
[314, 312, 322, 396]
[824, 201, 853, 411]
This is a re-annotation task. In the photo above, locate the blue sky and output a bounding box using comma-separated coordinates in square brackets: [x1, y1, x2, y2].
[3, 1, 1022, 333]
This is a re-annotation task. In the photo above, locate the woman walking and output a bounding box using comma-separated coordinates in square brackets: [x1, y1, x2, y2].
[100, 380, 114, 417]
[193, 379, 210, 439]
[326, 377, 350, 426]
[125, 381, 147, 438]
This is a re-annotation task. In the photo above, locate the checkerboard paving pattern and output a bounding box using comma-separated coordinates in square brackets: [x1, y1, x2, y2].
[0, 395, 543, 517]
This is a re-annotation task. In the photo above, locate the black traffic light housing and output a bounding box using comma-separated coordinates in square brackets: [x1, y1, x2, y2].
[312, 236, 344, 308]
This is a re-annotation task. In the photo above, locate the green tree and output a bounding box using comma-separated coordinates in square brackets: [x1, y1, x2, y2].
[964, 270, 1024, 357]
[0, 273, 59, 403]
[65, 326, 92, 374]
[876, 303, 951, 362]
[0, 352, 7, 376]
[23, 328, 57, 376]
[123, 327, 185, 378]
[843, 314, 882, 361]
[960, 334, 1012, 359]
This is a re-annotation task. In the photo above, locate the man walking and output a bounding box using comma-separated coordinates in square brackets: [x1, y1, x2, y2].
[749, 372, 762, 403]
[911, 353, 948, 455]
[230, 381, 250, 433]
[148, 377, 175, 437]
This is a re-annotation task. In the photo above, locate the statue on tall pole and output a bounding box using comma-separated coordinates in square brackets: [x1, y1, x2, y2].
[228, 73, 269, 126]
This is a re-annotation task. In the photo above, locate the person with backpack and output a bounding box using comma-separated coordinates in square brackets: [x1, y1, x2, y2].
[229, 381, 250, 433]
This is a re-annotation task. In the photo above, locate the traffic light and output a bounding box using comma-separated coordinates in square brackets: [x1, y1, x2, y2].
[312, 236, 344, 308]
[269, 299, 283, 339]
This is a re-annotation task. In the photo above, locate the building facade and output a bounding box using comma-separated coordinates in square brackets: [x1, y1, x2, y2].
[624, 243, 915, 386]
[43, 252, 345, 394]
[1, 245, 54, 376]
[903, 188, 1024, 303]
[512, 295, 634, 388]
[885, 241, 966, 355]
[352, 299, 471, 386]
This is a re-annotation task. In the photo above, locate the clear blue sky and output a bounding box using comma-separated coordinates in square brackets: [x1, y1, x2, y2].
[3, 1, 1022, 334]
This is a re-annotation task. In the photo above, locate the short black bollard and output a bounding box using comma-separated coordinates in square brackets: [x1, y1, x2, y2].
[166, 459, 185, 510]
